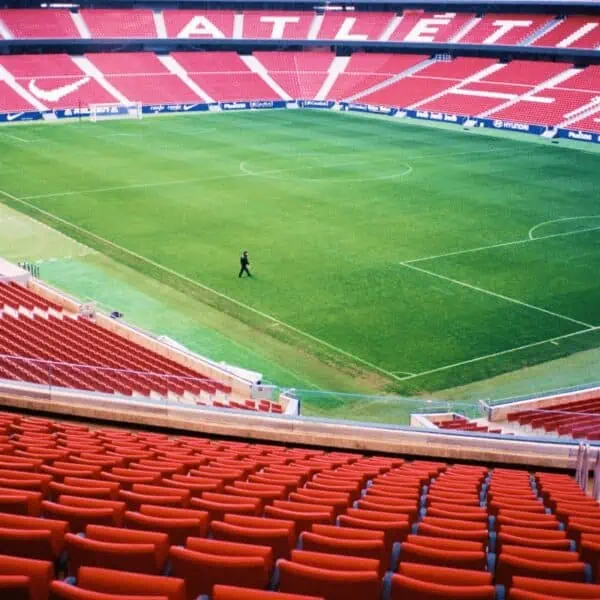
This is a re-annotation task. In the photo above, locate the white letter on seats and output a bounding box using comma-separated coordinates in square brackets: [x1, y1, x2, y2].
[334, 18, 368, 41]
[404, 18, 451, 42]
[484, 20, 531, 45]
[260, 16, 300, 39]
[177, 16, 226, 39]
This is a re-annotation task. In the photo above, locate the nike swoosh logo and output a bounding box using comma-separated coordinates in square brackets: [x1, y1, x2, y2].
[6, 112, 24, 121]
[28, 77, 90, 103]
[183, 104, 196, 111]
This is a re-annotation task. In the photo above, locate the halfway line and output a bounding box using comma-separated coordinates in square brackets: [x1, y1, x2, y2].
[0, 189, 404, 383]
[399, 261, 595, 329]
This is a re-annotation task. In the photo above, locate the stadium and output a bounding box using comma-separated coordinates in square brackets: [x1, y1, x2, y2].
[0, 0, 599, 598]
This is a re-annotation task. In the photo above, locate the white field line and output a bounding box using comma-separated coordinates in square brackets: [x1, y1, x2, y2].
[395, 326, 600, 382]
[399, 261, 596, 329]
[0, 188, 409, 382]
[19, 145, 525, 202]
[528, 215, 600, 240]
[0, 133, 31, 143]
[404, 225, 600, 265]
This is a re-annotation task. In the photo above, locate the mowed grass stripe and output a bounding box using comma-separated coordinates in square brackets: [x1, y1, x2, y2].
[1, 110, 599, 394]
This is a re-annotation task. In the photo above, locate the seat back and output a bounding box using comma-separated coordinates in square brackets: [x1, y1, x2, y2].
[0, 553, 53, 600]
[0, 575, 30, 600]
[511, 575, 600, 598]
[77, 566, 186, 600]
[0, 527, 55, 561]
[211, 521, 293, 561]
[399, 562, 492, 586]
[495, 554, 587, 589]
[277, 559, 380, 600]
[300, 533, 386, 573]
[213, 584, 323, 600]
[400, 542, 487, 571]
[64, 532, 160, 576]
[169, 546, 267, 599]
[49, 581, 169, 600]
[390, 574, 496, 600]
[186, 537, 273, 574]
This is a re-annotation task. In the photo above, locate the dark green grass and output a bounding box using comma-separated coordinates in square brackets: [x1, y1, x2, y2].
[1, 110, 599, 396]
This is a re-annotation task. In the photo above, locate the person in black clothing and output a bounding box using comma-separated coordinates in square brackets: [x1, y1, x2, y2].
[239, 250, 251, 278]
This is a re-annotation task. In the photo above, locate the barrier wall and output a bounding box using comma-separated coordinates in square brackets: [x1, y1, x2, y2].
[1, 98, 599, 144]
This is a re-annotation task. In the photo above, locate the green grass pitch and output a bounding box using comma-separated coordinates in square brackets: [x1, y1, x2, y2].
[1, 109, 599, 401]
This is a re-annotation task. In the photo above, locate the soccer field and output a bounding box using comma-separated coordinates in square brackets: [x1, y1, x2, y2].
[1, 109, 600, 398]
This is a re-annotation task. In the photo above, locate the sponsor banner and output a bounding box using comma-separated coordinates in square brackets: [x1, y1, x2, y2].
[406, 109, 466, 125]
[476, 118, 545, 135]
[341, 102, 397, 116]
[557, 128, 600, 144]
[143, 103, 210, 115]
[299, 100, 335, 109]
[220, 101, 285, 111]
[0, 111, 45, 123]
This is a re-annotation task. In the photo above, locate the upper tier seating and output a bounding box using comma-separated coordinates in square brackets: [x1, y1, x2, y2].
[456, 14, 553, 45]
[0, 9, 599, 49]
[388, 10, 475, 43]
[532, 16, 600, 49]
[0, 410, 593, 597]
[0, 9, 79, 39]
[315, 12, 395, 41]
[79, 10, 157, 39]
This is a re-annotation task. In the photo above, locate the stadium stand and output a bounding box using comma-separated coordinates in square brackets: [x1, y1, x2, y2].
[0, 9, 599, 49]
[387, 10, 476, 43]
[0, 9, 80, 39]
[252, 52, 334, 101]
[170, 52, 282, 103]
[508, 397, 600, 439]
[84, 53, 205, 105]
[0, 417, 593, 599]
[454, 14, 554, 46]
[79, 9, 158, 39]
[532, 16, 600, 49]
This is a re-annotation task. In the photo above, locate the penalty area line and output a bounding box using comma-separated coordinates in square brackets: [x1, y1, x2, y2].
[0, 188, 405, 383]
[394, 326, 600, 382]
[399, 261, 595, 330]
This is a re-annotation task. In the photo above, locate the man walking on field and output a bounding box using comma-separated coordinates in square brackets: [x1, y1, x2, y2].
[239, 250, 252, 278]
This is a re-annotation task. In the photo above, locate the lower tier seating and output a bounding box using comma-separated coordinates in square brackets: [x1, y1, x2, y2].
[1, 51, 600, 133]
[0, 409, 596, 599]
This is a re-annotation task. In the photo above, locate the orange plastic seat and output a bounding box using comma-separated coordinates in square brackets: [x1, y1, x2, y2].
[300, 532, 386, 574]
[123, 511, 207, 546]
[213, 584, 323, 600]
[85, 525, 169, 568]
[41, 502, 116, 533]
[0, 554, 53, 600]
[76, 566, 186, 600]
[511, 575, 600, 598]
[0, 575, 30, 600]
[169, 546, 268, 600]
[211, 520, 293, 561]
[277, 559, 380, 600]
[49, 580, 168, 600]
[399, 542, 487, 571]
[399, 562, 492, 586]
[64, 532, 163, 576]
[495, 554, 587, 589]
[389, 574, 495, 600]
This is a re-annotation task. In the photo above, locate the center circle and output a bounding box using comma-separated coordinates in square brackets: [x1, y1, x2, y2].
[239, 154, 413, 183]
